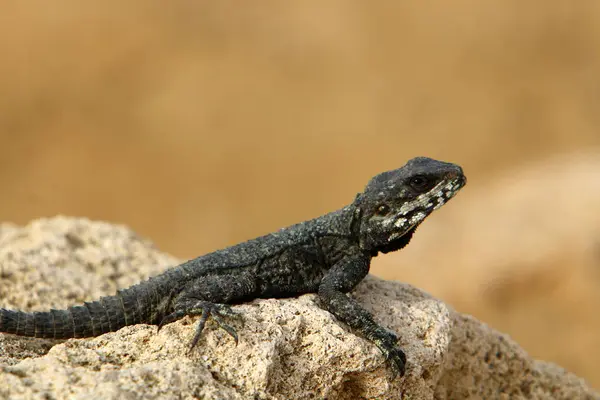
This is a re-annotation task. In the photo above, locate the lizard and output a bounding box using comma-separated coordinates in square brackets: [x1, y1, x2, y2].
[0, 156, 466, 378]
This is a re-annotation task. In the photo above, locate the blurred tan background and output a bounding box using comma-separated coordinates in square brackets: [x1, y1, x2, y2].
[1, 0, 600, 389]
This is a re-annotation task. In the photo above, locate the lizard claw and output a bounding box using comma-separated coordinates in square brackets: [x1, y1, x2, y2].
[373, 329, 406, 378]
[157, 299, 242, 350]
[383, 346, 407, 379]
[188, 308, 210, 351]
[211, 313, 239, 345]
[175, 301, 241, 351]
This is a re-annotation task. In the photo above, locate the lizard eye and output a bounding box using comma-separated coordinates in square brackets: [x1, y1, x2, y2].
[376, 204, 390, 215]
[409, 175, 430, 190]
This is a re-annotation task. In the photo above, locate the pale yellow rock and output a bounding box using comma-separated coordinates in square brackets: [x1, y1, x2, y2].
[0, 217, 598, 399]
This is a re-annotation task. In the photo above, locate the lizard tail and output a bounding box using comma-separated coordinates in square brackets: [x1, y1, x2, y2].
[0, 303, 109, 339]
[0, 277, 170, 339]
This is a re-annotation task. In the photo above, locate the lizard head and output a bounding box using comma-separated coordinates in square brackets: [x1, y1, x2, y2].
[355, 157, 466, 254]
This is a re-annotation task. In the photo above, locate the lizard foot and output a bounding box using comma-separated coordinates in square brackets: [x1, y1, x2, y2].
[158, 301, 241, 351]
[373, 330, 406, 378]
[381, 345, 407, 379]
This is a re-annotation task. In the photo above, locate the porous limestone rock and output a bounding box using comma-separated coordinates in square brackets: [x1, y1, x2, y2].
[0, 217, 597, 399]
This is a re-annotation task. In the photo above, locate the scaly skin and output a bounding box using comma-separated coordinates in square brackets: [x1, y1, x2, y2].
[0, 156, 466, 378]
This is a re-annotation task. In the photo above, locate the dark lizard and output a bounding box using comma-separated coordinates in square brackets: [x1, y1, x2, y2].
[0, 157, 466, 378]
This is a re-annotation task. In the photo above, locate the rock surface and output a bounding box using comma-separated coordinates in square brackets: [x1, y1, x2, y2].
[0, 217, 598, 399]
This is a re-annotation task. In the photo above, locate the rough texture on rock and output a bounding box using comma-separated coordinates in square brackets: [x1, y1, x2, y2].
[0, 217, 598, 399]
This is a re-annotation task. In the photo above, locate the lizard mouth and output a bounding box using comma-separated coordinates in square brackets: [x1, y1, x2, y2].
[386, 175, 465, 243]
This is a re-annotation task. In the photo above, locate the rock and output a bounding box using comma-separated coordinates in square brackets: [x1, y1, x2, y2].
[0, 217, 598, 399]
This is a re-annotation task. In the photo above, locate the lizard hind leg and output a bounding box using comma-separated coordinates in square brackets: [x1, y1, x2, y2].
[159, 300, 241, 351]
[157, 273, 253, 351]
[187, 302, 240, 350]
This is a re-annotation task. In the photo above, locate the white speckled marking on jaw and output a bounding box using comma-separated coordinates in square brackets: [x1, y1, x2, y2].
[433, 197, 446, 210]
[398, 179, 448, 216]
[380, 217, 395, 228]
[409, 212, 426, 225]
[387, 231, 404, 242]
[383, 177, 464, 242]
[382, 215, 410, 229]
[394, 217, 408, 228]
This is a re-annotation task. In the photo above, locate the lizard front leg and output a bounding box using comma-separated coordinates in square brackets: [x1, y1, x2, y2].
[317, 252, 406, 378]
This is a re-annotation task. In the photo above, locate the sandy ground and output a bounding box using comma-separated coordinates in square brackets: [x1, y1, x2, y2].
[1, 1, 600, 390]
